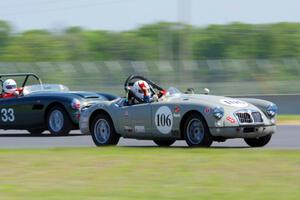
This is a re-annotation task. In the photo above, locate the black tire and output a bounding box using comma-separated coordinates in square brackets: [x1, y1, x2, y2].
[244, 134, 272, 147]
[90, 114, 120, 146]
[46, 106, 72, 135]
[153, 139, 176, 147]
[28, 128, 45, 135]
[183, 113, 213, 147]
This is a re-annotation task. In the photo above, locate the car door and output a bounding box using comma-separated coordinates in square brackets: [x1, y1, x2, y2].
[151, 103, 181, 138]
[0, 97, 24, 129]
[0, 96, 43, 129]
[119, 103, 152, 138]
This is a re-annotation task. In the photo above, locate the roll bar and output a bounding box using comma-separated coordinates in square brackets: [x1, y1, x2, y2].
[0, 73, 42, 88]
[124, 74, 164, 93]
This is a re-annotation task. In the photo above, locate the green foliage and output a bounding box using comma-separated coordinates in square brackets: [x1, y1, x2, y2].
[1, 20, 300, 61]
[0, 20, 11, 54]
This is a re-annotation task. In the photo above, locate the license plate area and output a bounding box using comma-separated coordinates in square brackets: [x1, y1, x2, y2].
[243, 127, 255, 133]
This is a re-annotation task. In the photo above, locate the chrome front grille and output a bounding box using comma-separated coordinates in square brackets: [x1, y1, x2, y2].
[251, 112, 263, 123]
[235, 111, 263, 124]
[236, 113, 252, 123]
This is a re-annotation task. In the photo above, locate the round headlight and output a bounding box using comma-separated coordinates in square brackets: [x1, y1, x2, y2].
[213, 106, 224, 119]
[266, 103, 278, 118]
[71, 98, 81, 110]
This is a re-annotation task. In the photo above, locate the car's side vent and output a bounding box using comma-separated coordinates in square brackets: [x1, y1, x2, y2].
[85, 96, 100, 99]
[236, 113, 252, 123]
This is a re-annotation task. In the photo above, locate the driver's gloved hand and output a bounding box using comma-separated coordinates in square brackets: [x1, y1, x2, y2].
[144, 96, 151, 103]
[152, 94, 159, 102]
[124, 99, 129, 106]
[13, 91, 20, 96]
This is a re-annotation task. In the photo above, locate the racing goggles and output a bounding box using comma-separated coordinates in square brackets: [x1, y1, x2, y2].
[6, 85, 17, 89]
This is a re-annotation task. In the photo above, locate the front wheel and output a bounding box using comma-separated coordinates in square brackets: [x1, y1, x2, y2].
[153, 139, 176, 147]
[46, 106, 72, 135]
[244, 134, 272, 147]
[183, 113, 213, 147]
[90, 114, 120, 146]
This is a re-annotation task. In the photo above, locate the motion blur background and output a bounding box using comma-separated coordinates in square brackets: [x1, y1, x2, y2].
[0, 0, 300, 96]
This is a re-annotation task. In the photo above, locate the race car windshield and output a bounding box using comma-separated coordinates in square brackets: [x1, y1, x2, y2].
[23, 84, 69, 95]
[167, 87, 182, 95]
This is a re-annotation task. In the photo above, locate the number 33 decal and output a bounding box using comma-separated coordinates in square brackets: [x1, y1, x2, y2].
[1, 108, 15, 122]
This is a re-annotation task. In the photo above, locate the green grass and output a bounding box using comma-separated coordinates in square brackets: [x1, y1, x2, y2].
[0, 148, 299, 200]
[278, 115, 300, 124]
[278, 115, 300, 121]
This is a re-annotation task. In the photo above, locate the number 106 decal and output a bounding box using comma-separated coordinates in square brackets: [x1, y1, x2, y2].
[155, 106, 173, 134]
[156, 114, 171, 127]
[1, 108, 15, 122]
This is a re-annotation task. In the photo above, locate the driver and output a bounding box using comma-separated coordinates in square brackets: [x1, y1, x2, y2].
[127, 80, 167, 105]
[1, 79, 22, 98]
[132, 80, 152, 103]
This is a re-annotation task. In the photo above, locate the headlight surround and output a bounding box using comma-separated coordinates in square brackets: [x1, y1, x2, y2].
[71, 98, 81, 110]
[266, 103, 278, 118]
[213, 106, 224, 119]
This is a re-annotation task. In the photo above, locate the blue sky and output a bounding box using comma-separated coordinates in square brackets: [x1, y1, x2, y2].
[0, 0, 299, 31]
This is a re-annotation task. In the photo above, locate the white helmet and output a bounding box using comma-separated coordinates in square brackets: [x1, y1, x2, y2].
[132, 80, 151, 101]
[3, 79, 17, 94]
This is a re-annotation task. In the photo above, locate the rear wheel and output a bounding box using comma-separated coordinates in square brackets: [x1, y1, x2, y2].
[244, 134, 272, 147]
[91, 114, 120, 146]
[153, 139, 176, 147]
[28, 128, 44, 135]
[183, 113, 213, 147]
[46, 106, 72, 135]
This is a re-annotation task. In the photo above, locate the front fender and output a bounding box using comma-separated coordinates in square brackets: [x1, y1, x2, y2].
[79, 102, 119, 135]
[239, 98, 275, 116]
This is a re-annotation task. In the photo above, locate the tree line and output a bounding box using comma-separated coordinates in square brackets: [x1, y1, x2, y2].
[0, 20, 300, 61]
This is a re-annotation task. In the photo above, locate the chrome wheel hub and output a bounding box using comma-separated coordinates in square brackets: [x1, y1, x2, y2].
[187, 119, 204, 144]
[49, 110, 64, 132]
[94, 119, 110, 144]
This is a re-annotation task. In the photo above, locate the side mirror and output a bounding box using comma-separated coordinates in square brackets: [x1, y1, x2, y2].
[187, 88, 195, 94]
[203, 88, 210, 95]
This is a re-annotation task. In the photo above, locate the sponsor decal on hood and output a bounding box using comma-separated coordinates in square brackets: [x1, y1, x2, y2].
[220, 99, 248, 108]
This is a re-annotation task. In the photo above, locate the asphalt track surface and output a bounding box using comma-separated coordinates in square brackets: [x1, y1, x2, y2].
[0, 125, 298, 149]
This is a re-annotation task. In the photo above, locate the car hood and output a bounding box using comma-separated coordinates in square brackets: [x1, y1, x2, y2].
[69, 91, 103, 99]
[27, 91, 112, 101]
[169, 93, 259, 110]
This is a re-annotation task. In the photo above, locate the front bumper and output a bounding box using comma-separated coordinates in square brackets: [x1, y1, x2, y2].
[79, 115, 90, 135]
[70, 111, 81, 124]
[209, 125, 276, 138]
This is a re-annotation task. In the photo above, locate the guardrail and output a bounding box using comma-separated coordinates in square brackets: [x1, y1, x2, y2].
[1, 60, 299, 114]
[232, 94, 300, 115]
[1, 60, 300, 95]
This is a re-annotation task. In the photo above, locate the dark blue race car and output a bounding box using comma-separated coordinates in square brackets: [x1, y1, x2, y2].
[0, 73, 117, 135]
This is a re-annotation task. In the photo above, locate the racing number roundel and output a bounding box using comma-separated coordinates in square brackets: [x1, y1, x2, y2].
[220, 99, 248, 108]
[155, 106, 173, 134]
